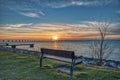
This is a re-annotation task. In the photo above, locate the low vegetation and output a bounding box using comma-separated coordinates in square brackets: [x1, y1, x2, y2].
[0, 50, 120, 80]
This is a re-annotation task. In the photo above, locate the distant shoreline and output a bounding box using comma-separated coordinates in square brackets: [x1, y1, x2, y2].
[0, 39, 120, 42]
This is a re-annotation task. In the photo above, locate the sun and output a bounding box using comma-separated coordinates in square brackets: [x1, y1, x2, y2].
[52, 35, 58, 41]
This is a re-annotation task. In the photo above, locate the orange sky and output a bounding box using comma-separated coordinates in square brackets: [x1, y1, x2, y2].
[0, 22, 120, 41]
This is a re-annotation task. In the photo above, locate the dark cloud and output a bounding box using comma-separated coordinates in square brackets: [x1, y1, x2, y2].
[110, 24, 120, 34]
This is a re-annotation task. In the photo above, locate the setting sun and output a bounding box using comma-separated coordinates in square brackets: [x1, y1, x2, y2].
[52, 35, 58, 41]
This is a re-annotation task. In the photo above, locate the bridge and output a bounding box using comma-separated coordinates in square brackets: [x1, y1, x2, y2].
[0, 42, 34, 49]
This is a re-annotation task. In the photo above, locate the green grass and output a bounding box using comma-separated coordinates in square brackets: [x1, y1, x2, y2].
[0, 50, 120, 80]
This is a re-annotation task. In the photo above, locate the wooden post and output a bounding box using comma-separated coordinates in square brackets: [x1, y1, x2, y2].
[12, 45, 16, 49]
[6, 43, 9, 46]
[30, 44, 34, 48]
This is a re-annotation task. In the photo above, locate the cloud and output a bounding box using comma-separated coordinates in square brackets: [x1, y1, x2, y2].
[18, 9, 45, 18]
[20, 12, 40, 18]
[8, 23, 33, 28]
[42, 0, 118, 8]
[0, 23, 33, 30]
[117, 10, 120, 14]
[45, 1, 93, 8]
[109, 23, 120, 34]
[82, 21, 120, 35]
[15, 8, 45, 18]
[0, 23, 93, 35]
[0, 22, 119, 33]
[38, 11, 45, 16]
[0, 21, 120, 40]
[0, 0, 45, 18]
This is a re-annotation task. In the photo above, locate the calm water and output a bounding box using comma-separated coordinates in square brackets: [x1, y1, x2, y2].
[5, 40, 120, 61]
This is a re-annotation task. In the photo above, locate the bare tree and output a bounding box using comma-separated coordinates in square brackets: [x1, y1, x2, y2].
[89, 22, 113, 65]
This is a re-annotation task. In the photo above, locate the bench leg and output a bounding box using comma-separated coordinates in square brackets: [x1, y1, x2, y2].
[40, 57, 42, 67]
[40, 52, 43, 67]
[70, 63, 74, 80]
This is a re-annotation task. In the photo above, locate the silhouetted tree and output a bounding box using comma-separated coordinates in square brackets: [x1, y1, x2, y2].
[89, 22, 113, 65]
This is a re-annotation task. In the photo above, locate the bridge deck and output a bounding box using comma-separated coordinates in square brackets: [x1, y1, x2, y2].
[0, 42, 34, 48]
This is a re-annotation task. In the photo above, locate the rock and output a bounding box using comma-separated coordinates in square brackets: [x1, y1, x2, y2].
[117, 64, 120, 70]
[103, 60, 120, 70]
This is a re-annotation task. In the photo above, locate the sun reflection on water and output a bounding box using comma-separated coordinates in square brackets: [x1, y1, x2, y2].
[53, 41, 60, 49]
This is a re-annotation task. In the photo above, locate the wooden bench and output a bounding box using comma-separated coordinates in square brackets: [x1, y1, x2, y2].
[40, 48, 82, 79]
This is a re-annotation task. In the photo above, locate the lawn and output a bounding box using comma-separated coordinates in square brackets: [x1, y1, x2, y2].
[0, 50, 120, 80]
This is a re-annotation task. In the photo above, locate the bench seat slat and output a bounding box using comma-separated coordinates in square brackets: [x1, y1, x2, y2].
[43, 54, 73, 63]
[43, 54, 82, 64]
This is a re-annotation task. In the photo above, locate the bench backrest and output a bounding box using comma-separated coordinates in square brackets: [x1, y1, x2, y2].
[41, 48, 75, 59]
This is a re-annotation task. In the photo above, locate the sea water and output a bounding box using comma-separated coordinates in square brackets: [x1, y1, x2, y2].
[5, 40, 120, 61]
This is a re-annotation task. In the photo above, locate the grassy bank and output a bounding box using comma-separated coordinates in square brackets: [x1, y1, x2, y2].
[0, 50, 120, 80]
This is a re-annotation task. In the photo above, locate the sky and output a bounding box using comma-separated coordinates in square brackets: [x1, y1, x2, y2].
[0, 0, 120, 41]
